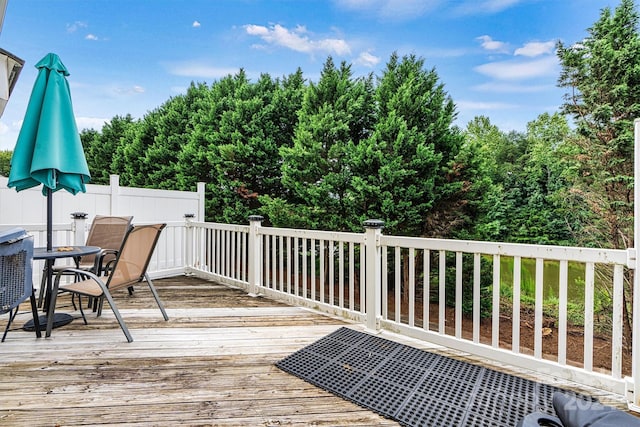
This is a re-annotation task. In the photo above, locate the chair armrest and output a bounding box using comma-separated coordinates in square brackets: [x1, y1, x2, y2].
[92, 249, 119, 275]
[55, 267, 102, 283]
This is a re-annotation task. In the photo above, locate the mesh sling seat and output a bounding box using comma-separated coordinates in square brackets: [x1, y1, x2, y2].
[47, 224, 169, 342]
[0, 228, 41, 342]
[38, 215, 133, 308]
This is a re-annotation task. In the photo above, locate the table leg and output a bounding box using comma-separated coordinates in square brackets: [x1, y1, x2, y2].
[46, 268, 58, 337]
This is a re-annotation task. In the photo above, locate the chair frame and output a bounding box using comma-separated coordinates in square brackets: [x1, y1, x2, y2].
[38, 215, 133, 308]
[47, 224, 169, 342]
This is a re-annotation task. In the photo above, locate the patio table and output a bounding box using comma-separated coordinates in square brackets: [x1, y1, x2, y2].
[23, 245, 100, 335]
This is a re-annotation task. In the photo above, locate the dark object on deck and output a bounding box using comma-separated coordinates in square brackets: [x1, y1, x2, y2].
[0, 228, 40, 341]
[276, 327, 597, 427]
[518, 392, 640, 427]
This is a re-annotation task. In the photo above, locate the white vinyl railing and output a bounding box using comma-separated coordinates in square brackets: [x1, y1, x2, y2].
[185, 216, 637, 406]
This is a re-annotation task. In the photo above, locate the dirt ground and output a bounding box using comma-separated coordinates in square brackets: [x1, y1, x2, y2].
[409, 302, 631, 377]
[293, 278, 630, 376]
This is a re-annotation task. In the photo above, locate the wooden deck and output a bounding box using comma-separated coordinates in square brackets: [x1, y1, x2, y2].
[0, 275, 631, 426]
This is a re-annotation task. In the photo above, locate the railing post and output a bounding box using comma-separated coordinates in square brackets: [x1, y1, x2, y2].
[631, 118, 640, 411]
[184, 213, 195, 271]
[363, 219, 384, 331]
[196, 182, 206, 221]
[109, 174, 120, 215]
[248, 215, 264, 296]
[71, 212, 88, 246]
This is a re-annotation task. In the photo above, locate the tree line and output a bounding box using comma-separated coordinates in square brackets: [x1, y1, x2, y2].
[3, 0, 637, 254]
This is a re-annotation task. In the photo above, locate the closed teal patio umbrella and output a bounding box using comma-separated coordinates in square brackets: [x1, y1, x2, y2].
[7, 53, 90, 331]
[8, 52, 90, 251]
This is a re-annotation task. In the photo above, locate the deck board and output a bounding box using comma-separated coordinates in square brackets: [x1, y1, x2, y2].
[0, 275, 632, 426]
[0, 276, 399, 426]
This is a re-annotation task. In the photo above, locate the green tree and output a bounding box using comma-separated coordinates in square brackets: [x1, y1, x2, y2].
[213, 71, 304, 223]
[351, 52, 463, 237]
[82, 115, 137, 185]
[557, 0, 640, 249]
[467, 114, 582, 245]
[557, 0, 640, 350]
[516, 113, 576, 245]
[0, 150, 12, 176]
[264, 57, 375, 230]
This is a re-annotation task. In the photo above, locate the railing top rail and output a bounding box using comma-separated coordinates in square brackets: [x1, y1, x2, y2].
[259, 226, 365, 243]
[188, 221, 250, 233]
[381, 235, 630, 265]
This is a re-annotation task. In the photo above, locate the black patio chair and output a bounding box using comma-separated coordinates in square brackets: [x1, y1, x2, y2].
[0, 228, 41, 342]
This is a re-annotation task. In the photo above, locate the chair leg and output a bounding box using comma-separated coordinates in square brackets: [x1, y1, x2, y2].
[98, 287, 133, 342]
[145, 273, 169, 321]
[96, 296, 104, 317]
[1, 307, 16, 342]
[76, 294, 88, 325]
[2, 294, 42, 342]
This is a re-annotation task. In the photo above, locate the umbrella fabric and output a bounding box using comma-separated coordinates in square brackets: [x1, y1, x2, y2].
[8, 53, 90, 195]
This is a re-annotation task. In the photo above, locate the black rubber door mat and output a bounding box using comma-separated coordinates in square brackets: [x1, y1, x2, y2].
[276, 327, 597, 426]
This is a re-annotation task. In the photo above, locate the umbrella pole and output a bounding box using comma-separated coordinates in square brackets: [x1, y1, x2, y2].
[43, 187, 54, 313]
[47, 187, 52, 251]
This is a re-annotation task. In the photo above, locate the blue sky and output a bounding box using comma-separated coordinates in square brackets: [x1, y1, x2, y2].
[0, 0, 624, 150]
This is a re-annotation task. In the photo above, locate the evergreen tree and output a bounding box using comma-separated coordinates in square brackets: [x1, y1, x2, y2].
[351, 52, 463, 236]
[557, 0, 640, 351]
[0, 150, 11, 176]
[557, 0, 640, 249]
[266, 57, 375, 230]
[82, 115, 137, 185]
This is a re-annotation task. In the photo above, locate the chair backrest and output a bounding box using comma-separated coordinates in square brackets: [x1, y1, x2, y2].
[106, 224, 166, 292]
[0, 228, 33, 314]
[82, 215, 133, 266]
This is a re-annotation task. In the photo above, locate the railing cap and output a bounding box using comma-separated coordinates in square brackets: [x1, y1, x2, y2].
[70, 212, 88, 219]
[363, 219, 384, 229]
[248, 215, 264, 222]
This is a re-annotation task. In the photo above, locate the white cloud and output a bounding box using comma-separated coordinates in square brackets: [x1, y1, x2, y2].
[85, 34, 98, 41]
[454, 0, 524, 15]
[75, 116, 108, 131]
[514, 40, 556, 57]
[474, 56, 558, 80]
[192, 20, 201, 28]
[472, 82, 554, 93]
[244, 24, 351, 56]
[66, 21, 88, 33]
[112, 85, 146, 95]
[355, 51, 380, 67]
[476, 35, 509, 53]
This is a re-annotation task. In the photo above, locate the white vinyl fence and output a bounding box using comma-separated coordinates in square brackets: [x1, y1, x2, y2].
[0, 175, 205, 284]
[0, 174, 205, 225]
